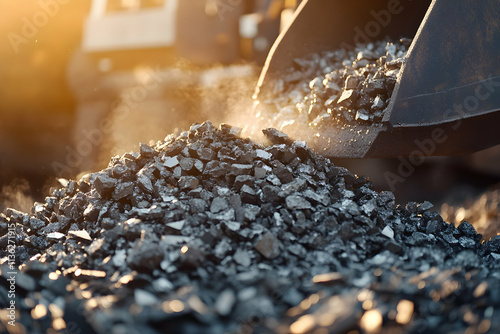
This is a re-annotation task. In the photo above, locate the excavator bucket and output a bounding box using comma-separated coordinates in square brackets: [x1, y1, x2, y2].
[255, 0, 500, 158]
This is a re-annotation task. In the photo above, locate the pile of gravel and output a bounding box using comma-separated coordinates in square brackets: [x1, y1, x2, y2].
[257, 39, 410, 130]
[1, 121, 499, 334]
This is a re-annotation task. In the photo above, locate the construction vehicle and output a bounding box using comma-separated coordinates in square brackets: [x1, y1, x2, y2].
[255, 0, 500, 159]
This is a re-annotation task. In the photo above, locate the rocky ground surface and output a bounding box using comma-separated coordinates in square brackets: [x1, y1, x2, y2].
[256, 39, 410, 132]
[0, 121, 499, 334]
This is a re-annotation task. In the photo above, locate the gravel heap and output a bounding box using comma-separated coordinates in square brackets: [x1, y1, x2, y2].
[257, 39, 410, 130]
[1, 121, 499, 334]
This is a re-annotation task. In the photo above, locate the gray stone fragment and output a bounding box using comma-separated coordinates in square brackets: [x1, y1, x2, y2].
[161, 235, 192, 246]
[152, 278, 174, 292]
[233, 248, 251, 267]
[407, 231, 431, 246]
[173, 166, 182, 178]
[255, 149, 272, 160]
[442, 233, 459, 244]
[458, 236, 475, 249]
[255, 231, 281, 259]
[490, 253, 500, 260]
[241, 185, 259, 204]
[164, 156, 179, 168]
[344, 75, 358, 89]
[273, 212, 283, 226]
[178, 176, 199, 190]
[166, 221, 185, 231]
[215, 289, 236, 316]
[309, 76, 323, 90]
[325, 80, 341, 92]
[209, 208, 235, 221]
[204, 161, 228, 177]
[262, 128, 290, 144]
[135, 289, 158, 307]
[218, 147, 237, 163]
[220, 123, 242, 136]
[337, 89, 356, 106]
[231, 164, 253, 175]
[224, 222, 241, 234]
[457, 221, 478, 239]
[341, 199, 361, 215]
[418, 201, 434, 212]
[87, 238, 104, 255]
[179, 157, 194, 171]
[254, 167, 267, 179]
[282, 179, 307, 194]
[286, 195, 312, 210]
[69, 230, 92, 242]
[266, 174, 282, 186]
[113, 249, 127, 267]
[381, 225, 395, 239]
[298, 164, 318, 177]
[288, 244, 307, 258]
[127, 241, 164, 271]
[94, 174, 117, 198]
[303, 189, 330, 206]
[213, 186, 231, 197]
[29, 218, 46, 230]
[355, 109, 370, 122]
[361, 200, 377, 216]
[197, 147, 216, 161]
[113, 181, 135, 200]
[243, 205, 261, 222]
[211, 197, 229, 213]
[234, 175, 254, 190]
[139, 143, 154, 157]
[135, 205, 163, 220]
[47, 232, 65, 240]
[274, 167, 294, 184]
[190, 123, 201, 132]
[261, 185, 282, 203]
[189, 198, 207, 214]
[100, 218, 115, 230]
[214, 239, 232, 259]
[193, 159, 204, 173]
[371, 95, 385, 109]
[137, 174, 154, 194]
[110, 164, 129, 178]
[365, 79, 386, 96]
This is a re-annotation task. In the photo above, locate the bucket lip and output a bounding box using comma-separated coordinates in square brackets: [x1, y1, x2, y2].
[387, 0, 500, 127]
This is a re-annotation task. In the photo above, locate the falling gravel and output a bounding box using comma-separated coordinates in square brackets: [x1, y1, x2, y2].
[257, 39, 410, 131]
[0, 121, 499, 334]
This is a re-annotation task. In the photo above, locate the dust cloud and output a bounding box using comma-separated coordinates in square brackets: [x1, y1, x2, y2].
[0, 178, 34, 213]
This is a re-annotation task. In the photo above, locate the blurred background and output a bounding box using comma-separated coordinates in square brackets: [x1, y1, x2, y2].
[0, 0, 297, 210]
[0, 0, 499, 238]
